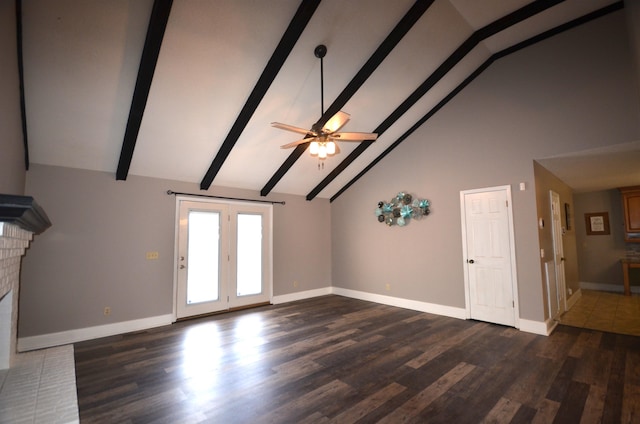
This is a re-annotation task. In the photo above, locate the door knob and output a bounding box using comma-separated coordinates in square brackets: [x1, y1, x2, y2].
[468, 259, 475, 264]
[179, 264, 185, 269]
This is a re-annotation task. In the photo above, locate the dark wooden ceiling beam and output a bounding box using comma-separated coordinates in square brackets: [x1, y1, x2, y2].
[493, 1, 623, 61]
[116, 0, 173, 181]
[199, 0, 321, 191]
[330, 61, 492, 203]
[15, 0, 29, 170]
[306, 0, 564, 201]
[328, 1, 623, 203]
[260, 0, 435, 197]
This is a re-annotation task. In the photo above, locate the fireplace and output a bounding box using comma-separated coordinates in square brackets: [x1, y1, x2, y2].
[0, 195, 50, 370]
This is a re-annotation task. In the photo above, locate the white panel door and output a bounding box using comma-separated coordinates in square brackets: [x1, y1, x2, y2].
[550, 191, 567, 318]
[176, 199, 272, 319]
[462, 188, 516, 327]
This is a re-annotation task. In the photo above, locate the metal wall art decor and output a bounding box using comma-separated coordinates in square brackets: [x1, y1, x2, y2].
[375, 192, 430, 226]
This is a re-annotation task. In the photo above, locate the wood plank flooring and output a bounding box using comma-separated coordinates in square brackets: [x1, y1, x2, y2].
[74, 295, 640, 423]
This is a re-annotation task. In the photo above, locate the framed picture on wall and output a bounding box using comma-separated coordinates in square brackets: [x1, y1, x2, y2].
[564, 203, 571, 230]
[585, 212, 610, 235]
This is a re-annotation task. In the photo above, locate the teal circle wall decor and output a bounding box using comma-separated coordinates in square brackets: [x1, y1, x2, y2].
[375, 192, 430, 226]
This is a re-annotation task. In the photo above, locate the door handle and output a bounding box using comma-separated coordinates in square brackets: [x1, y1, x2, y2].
[467, 259, 475, 264]
[179, 264, 185, 269]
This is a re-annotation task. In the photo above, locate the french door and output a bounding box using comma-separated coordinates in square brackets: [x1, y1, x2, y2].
[175, 198, 272, 319]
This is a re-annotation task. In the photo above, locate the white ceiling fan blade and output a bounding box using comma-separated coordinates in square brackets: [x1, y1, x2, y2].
[332, 132, 378, 141]
[280, 138, 313, 149]
[323, 111, 350, 133]
[271, 122, 316, 136]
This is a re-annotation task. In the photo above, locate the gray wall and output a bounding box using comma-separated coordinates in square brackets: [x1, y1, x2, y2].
[573, 189, 635, 289]
[20, 164, 331, 337]
[0, 1, 26, 195]
[533, 161, 579, 314]
[331, 10, 640, 323]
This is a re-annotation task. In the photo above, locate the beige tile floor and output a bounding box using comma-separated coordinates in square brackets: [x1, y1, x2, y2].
[560, 289, 640, 336]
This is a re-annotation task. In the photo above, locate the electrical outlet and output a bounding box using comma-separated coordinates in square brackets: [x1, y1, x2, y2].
[293, 280, 299, 288]
[385, 283, 391, 291]
[568, 288, 573, 295]
[146, 251, 159, 260]
[104, 306, 111, 316]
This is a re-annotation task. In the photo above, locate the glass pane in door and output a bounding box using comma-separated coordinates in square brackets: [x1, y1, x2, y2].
[236, 213, 262, 296]
[187, 210, 220, 304]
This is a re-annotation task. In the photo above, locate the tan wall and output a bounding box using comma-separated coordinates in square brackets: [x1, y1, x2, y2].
[533, 161, 579, 316]
[573, 189, 629, 288]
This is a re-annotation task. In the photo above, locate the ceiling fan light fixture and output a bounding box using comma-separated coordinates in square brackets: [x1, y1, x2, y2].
[318, 143, 327, 159]
[272, 45, 375, 167]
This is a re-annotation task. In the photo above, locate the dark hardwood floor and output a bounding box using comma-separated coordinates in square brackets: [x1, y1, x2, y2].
[74, 295, 640, 423]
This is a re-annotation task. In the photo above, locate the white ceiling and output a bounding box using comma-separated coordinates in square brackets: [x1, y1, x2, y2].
[21, 0, 632, 200]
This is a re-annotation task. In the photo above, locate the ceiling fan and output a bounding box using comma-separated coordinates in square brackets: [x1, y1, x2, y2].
[271, 45, 378, 163]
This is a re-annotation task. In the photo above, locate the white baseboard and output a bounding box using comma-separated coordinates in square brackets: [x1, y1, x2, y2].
[279, 287, 550, 336]
[272, 287, 332, 304]
[18, 314, 174, 352]
[20, 286, 553, 351]
[566, 289, 582, 310]
[580, 281, 640, 294]
[520, 318, 554, 336]
[274, 286, 467, 320]
[525, 289, 583, 337]
[331, 287, 467, 320]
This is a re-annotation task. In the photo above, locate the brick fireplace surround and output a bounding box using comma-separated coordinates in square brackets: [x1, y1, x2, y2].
[0, 195, 51, 370]
[0, 222, 34, 369]
[0, 195, 84, 423]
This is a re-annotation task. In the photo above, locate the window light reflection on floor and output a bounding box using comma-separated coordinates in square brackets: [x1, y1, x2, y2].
[182, 322, 223, 393]
[232, 314, 267, 365]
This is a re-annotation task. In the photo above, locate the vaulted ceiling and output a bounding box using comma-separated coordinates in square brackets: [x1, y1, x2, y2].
[19, 0, 625, 201]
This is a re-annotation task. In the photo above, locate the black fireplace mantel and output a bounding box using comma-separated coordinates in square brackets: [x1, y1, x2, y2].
[0, 194, 51, 234]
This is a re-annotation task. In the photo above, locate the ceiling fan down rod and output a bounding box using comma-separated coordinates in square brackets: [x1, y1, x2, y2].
[315, 44, 327, 118]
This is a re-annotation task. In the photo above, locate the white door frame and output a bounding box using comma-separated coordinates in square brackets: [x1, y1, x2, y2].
[549, 190, 567, 316]
[460, 185, 520, 328]
[172, 195, 273, 321]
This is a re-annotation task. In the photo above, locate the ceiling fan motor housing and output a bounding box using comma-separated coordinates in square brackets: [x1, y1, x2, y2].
[314, 44, 327, 59]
